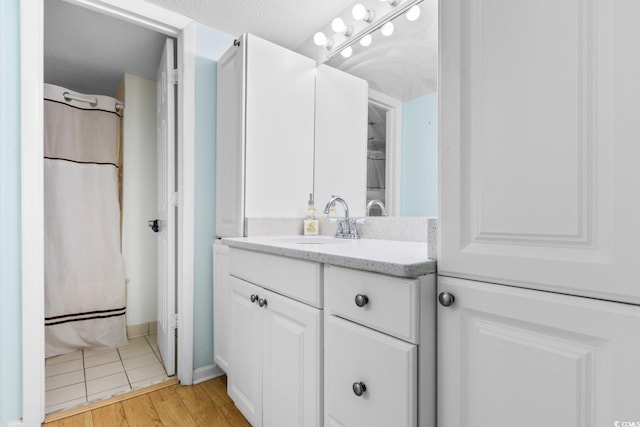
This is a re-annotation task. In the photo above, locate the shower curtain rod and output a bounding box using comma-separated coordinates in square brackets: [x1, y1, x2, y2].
[62, 91, 125, 113]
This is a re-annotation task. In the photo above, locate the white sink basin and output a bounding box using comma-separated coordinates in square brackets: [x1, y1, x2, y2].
[273, 236, 351, 245]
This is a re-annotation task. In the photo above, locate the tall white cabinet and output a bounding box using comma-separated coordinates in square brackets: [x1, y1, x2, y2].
[216, 34, 316, 237]
[439, 0, 640, 305]
[439, 0, 640, 425]
[314, 65, 368, 217]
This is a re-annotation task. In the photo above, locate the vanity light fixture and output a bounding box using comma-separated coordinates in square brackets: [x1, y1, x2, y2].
[318, 0, 424, 59]
[352, 4, 374, 22]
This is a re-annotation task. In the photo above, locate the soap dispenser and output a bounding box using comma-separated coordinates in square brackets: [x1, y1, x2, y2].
[304, 193, 319, 236]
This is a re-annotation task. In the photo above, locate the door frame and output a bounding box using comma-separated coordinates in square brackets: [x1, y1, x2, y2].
[20, 0, 196, 424]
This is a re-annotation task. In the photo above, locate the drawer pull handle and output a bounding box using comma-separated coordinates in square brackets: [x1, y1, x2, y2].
[354, 294, 369, 307]
[352, 381, 367, 396]
[438, 292, 455, 307]
[250, 294, 258, 303]
[258, 298, 268, 308]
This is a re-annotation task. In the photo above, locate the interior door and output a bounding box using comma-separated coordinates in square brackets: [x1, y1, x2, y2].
[156, 37, 176, 376]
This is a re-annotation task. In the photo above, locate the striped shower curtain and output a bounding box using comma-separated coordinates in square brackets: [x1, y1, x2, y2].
[44, 84, 127, 357]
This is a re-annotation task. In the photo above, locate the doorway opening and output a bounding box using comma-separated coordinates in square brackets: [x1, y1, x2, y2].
[43, 0, 176, 414]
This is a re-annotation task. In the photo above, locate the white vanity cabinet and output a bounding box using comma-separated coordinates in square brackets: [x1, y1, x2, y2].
[324, 265, 435, 427]
[227, 248, 322, 427]
[216, 34, 316, 237]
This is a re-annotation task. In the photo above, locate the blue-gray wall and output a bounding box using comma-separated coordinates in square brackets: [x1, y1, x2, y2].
[193, 24, 234, 370]
[400, 92, 438, 217]
[0, 0, 23, 424]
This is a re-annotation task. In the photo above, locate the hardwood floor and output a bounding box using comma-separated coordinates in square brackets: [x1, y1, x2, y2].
[42, 376, 250, 427]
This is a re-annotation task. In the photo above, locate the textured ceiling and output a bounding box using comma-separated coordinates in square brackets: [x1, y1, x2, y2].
[142, 0, 350, 51]
[44, 0, 167, 96]
[148, 0, 438, 101]
[44, 0, 438, 102]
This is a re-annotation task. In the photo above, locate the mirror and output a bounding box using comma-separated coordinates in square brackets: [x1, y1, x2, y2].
[311, 0, 438, 217]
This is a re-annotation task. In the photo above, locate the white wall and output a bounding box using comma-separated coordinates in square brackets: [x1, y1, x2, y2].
[117, 73, 158, 326]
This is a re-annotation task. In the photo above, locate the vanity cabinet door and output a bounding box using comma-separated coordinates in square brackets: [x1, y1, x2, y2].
[227, 273, 322, 427]
[438, 276, 640, 427]
[228, 276, 263, 427]
[244, 34, 315, 219]
[325, 315, 417, 427]
[262, 288, 322, 427]
[439, 0, 640, 303]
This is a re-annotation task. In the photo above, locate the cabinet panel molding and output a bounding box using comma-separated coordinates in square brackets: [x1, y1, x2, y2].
[439, 0, 640, 303]
[464, 0, 596, 244]
[438, 276, 640, 427]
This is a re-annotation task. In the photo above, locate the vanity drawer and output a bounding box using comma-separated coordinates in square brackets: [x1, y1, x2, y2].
[229, 248, 322, 308]
[325, 265, 419, 343]
[325, 315, 417, 427]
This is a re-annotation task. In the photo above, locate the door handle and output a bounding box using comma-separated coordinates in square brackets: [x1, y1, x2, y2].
[148, 219, 160, 233]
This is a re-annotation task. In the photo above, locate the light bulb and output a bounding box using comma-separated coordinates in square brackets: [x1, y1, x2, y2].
[313, 32, 327, 46]
[332, 17, 346, 33]
[360, 34, 372, 47]
[406, 5, 421, 21]
[341, 46, 353, 58]
[380, 22, 394, 36]
[352, 4, 373, 22]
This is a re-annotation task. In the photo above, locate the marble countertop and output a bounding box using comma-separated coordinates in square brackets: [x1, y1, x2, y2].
[222, 235, 437, 278]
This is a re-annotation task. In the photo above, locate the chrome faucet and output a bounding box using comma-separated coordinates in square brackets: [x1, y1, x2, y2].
[366, 199, 387, 216]
[323, 196, 359, 239]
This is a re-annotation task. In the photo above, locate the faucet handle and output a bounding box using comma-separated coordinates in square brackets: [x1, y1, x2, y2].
[347, 219, 360, 239]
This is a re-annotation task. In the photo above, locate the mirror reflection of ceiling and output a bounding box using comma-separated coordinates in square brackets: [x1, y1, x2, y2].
[323, 0, 438, 102]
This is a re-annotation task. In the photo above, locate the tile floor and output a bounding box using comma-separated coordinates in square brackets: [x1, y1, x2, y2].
[45, 334, 171, 414]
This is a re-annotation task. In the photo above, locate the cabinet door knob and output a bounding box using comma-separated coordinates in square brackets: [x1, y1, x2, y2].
[354, 294, 369, 307]
[258, 298, 268, 308]
[438, 292, 455, 307]
[352, 381, 367, 396]
[250, 294, 258, 303]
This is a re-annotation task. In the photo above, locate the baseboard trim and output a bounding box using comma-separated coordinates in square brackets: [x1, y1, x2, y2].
[5, 420, 23, 427]
[192, 364, 224, 384]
